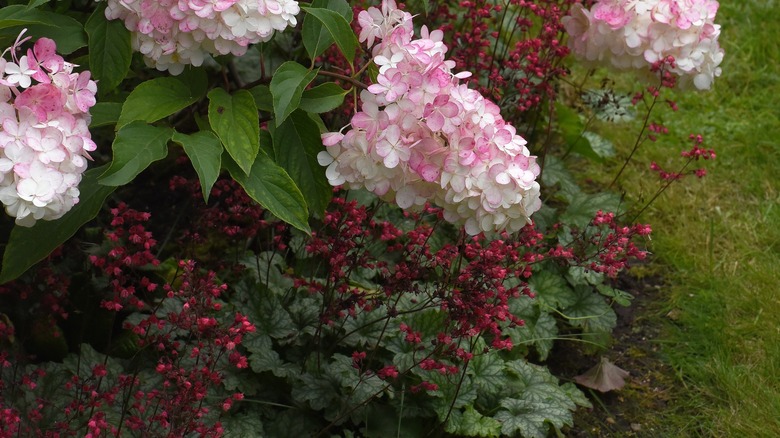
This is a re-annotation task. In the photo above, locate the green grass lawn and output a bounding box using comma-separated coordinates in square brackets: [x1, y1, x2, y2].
[601, 2, 780, 435]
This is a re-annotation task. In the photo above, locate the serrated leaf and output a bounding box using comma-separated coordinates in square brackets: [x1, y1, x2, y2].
[446, 406, 502, 437]
[117, 69, 207, 128]
[273, 110, 332, 216]
[208, 88, 260, 175]
[468, 351, 506, 397]
[302, 0, 353, 60]
[498, 361, 579, 438]
[243, 332, 297, 377]
[0, 166, 114, 283]
[293, 372, 339, 410]
[172, 131, 223, 202]
[567, 265, 605, 286]
[563, 285, 617, 334]
[223, 153, 311, 234]
[496, 397, 573, 438]
[99, 122, 172, 186]
[249, 84, 273, 112]
[529, 269, 576, 308]
[583, 131, 616, 158]
[85, 4, 131, 91]
[270, 62, 318, 126]
[509, 310, 558, 361]
[540, 155, 579, 197]
[596, 284, 634, 307]
[222, 411, 265, 437]
[559, 191, 622, 228]
[302, 4, 357, 64]
[300, 82, 350, 113]
[88, 102, 122, 128]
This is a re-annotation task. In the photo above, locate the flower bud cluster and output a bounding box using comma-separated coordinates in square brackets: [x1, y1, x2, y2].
[0, 32, 97, 226]
[105, 0, 300, 74]
[562, 0, 724, 90]
[319, 0, 542, 235]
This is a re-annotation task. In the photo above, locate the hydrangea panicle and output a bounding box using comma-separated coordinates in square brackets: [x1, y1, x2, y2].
[104, 0, 301, 74]
[562, 0, 724, 90]
[0, 30, 97, 226]
[320, 0, 542, 235]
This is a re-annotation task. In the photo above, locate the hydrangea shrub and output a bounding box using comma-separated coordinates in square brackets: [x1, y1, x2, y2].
[0, 0, 722, 436]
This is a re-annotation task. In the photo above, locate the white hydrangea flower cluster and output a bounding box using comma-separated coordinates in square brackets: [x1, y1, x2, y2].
[105, 0, 300, 74]
[0, 32, 97, 226]
[562, 0, 724, 90]
[319, 0, 541, 235]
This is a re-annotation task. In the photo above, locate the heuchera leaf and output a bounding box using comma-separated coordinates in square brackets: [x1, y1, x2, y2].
[207, 88, 260, 175]
[301, 6, 358, 65]
[299, 82, 350, 113]
[0, 166, 115, 283]
[269, 62, 318, 126]
[272, 110, 332, 217]
[171, 131, 223, 203]
[99, 122, 173, 186]
[223, 153, 311, 234]
[85, 4, 131, 91]
[301, 0, 353, 61]
[117, 69, 207, 128]
[562, 285, 617, 334]
[496, 361, 580, 438]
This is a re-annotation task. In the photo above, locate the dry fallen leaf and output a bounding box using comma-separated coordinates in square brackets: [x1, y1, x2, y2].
[574, 356, 630, 392]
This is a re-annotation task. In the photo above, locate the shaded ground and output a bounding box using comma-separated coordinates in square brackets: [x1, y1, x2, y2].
[548, 272, 681, 437]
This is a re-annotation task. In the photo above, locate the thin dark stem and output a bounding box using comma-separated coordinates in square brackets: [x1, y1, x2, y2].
[316, 70, 368, 90]
[609, 93, 659, 189]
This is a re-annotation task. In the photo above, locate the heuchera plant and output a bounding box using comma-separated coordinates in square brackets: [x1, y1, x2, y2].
[0, 0, 721, 436]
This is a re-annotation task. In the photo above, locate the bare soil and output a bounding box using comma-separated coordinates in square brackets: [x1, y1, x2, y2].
[548, 273, 680, 437]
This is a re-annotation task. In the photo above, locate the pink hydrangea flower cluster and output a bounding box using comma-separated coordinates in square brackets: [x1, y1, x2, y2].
[562, 0, 724, 90]
[0, 32, 97, 227]
[318, 0, 541, 235]
[105, 0, 300, 75]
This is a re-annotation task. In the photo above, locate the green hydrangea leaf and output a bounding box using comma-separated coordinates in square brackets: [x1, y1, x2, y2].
[208, 88, 260, 176]
[272, 110, 332, 217]
[99, 122, 173, 186]
[172, 131, 223, 203]
[117, 69, 207, 128]
[302, 0, 353, 61]
[85, 4, 131, 91]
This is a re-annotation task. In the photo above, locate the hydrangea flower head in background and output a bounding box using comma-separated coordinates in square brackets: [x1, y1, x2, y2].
[105, 0, 300, 74]
[0, 31, 97, 226]
[562, 0, 724, 90]
[319, 0, 541, 235]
